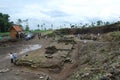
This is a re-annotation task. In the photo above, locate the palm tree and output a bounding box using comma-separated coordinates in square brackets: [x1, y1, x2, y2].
[17, 19, 22, 25]
[41, 25, 43, 30]
[37, 24, 40, 30]
[51, 24, 53, 30]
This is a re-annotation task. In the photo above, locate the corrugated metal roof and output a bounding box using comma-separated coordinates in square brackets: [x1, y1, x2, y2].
[12, 25, 22, 31]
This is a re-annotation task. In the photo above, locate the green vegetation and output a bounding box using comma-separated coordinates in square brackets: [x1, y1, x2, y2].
[0, 32, 9, 37]
[33, 30, 54, 35]
[68, 41, 120, 80]
[0, 13, 13, 32]
[102, 31, 120, 41]
[111, 31, 120, 37]
[110, 31, 120, 40]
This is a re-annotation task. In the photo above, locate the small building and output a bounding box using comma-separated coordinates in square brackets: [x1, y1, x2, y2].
[9, 25, 23, 39]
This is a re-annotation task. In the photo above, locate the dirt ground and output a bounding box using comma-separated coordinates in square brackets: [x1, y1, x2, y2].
[0, 35, 82, 80]
[0, 36, 52, 80]
[1, 34, 119, 80]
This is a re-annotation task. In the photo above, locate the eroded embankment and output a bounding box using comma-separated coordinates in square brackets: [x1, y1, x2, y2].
[68, 41, 120, 80]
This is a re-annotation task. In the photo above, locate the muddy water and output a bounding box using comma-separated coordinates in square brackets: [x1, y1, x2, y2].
[4, 44, 42, 60]
[19, 44, 42, 54]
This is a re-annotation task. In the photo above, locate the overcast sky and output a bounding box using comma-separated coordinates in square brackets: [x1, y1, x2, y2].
[0, 0, 120, 30]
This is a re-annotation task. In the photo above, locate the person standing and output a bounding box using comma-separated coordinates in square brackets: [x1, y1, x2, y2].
[13, 52, 17, 63]
[9, 52, 14, 63]
[38, 33, 41, 39]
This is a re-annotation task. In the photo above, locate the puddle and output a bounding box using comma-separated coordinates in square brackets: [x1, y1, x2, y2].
[2, 44, 42, 61]
[19, 44, 42, 54]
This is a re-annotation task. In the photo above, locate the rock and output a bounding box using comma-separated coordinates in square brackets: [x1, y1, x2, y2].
[81, 73, 90, 78]
[29, 60, 33, 62]
[64, 57, 72, 63]
[45, 75, 49, 80]
[45, 54, 53, 58]
[15, 73, 19, 75]
[31, 65, 37, 68]
[39, 76, 44, 79]
[106, 73, 112, 77]
[99, 76, 110, 80]
[90, 68, 101, 73]
[102, 63, 109, 70]
[48, 67, 61, 73]
[116, 64, 120, 68]
[0, 68, 10, 73]
[83, 40, 87, 44]
[75, 74, 79, 78]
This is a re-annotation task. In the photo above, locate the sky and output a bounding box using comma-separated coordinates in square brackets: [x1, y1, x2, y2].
[0, 0, 120, 30]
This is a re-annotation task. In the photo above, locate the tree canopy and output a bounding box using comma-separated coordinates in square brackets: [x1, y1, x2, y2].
[0, 13, 13, 32]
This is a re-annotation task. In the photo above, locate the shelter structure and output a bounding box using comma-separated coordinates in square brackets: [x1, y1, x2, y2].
[9, 25, 24, 39]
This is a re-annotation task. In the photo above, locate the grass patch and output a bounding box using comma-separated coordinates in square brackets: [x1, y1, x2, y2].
[33, 30, 53, 34]
[102, 31, 120, 41]
[0, 32, 9, 37]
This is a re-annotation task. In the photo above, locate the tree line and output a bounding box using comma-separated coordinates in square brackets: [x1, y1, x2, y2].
[57, 21, 120, 35]
[70, 20, 112, 29]
[0, 13, 14, 32]
[0, 13, 29, 32]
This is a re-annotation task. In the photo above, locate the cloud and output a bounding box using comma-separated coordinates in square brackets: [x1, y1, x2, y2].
[41, 10, 69, 17]
[0, 0, 120, 29]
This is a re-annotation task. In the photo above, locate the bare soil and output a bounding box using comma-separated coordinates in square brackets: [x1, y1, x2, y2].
[1, 34, 120, 80]
[0, 36, 81, 80]
[0, 36, 52, 80]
